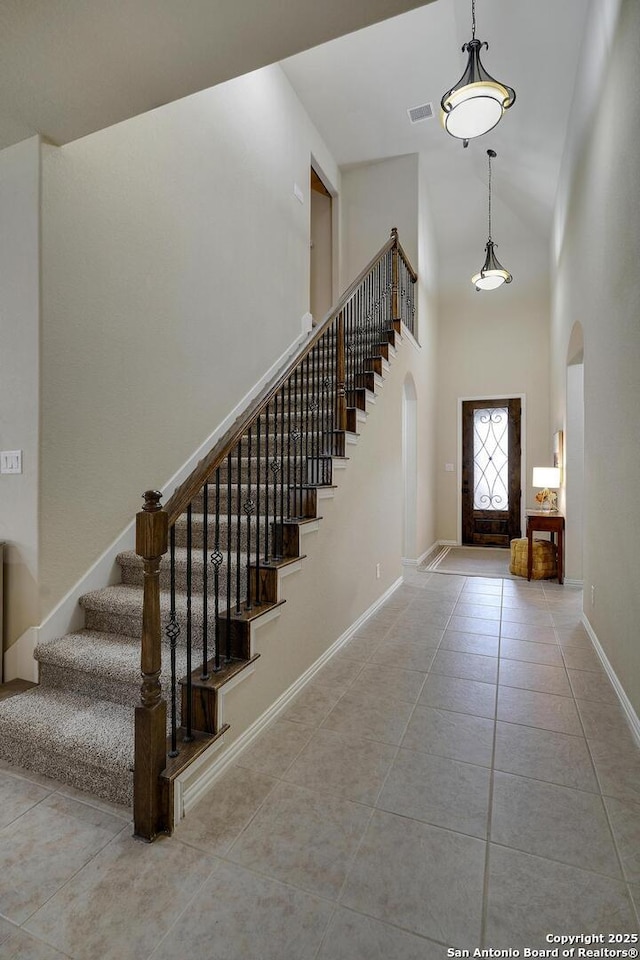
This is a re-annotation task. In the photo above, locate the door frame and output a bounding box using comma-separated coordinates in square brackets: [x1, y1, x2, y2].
[456, 393, 527, 546]
[309, 157, 339, 322]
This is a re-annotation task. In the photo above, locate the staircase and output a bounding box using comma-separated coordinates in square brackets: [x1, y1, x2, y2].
[0, 230, 417, 831]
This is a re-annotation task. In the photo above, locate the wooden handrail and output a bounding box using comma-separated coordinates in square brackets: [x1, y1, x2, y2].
[164, 229, 406, 525]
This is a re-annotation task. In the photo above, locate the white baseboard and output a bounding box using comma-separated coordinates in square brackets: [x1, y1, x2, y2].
[174, 576, 404, 823]
[581, 613, 640, 745]
[564, 578, 584, 588]
[402, 540, 440, 568]
[4, 331, 309, 680]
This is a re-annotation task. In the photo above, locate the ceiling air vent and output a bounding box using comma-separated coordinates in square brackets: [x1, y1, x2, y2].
[407, 102, 434, 124]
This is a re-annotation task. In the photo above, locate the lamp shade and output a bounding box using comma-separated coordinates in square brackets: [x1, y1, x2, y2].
[532, 467, 561, 489]
[471, 240, 512, 290]
[440, 38, 516, 143]
[442, 78, 512, 141]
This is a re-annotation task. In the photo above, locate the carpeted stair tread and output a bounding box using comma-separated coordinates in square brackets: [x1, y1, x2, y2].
[35, 629, 189, 685]
[0, 687, 134, 804]
[79, 583, 235, 638]
[36, 629, 143, 682]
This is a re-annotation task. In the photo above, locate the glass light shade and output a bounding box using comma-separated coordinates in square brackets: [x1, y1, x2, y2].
[532, 467, 561, 489]
[440, 38, 515, 143]
[471, 268, 509, 290]
[441, 81, 511, 140]
[471, 240, 512, 292]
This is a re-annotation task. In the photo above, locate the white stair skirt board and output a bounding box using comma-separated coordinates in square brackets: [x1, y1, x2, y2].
[174, 576, 404, 824]
[402, 541, 441, 568]
[582, 613, 640, 747]
[3, 627, 40, 682]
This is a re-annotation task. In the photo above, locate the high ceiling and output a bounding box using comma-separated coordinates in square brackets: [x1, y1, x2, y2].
[282, 0, 591, 291]
[2, 0, 591, 295]
[0, 0, 432, 150]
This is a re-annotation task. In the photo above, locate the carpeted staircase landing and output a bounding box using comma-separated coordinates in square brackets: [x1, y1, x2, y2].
[0, 348, 396, 809]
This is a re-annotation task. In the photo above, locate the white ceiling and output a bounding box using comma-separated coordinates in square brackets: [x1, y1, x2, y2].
[0, 0, 432, 150]
[282, 0, 592, 291]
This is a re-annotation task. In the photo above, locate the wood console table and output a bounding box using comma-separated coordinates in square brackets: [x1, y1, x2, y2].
[526, 511, 565, 584]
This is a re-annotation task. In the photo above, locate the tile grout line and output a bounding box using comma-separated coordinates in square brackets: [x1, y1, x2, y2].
[479, 575, 504, 949]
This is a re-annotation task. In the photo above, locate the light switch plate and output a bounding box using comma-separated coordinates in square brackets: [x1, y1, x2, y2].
[1, 450, 22, 474]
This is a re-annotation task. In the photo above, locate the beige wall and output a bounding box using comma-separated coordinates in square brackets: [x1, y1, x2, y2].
[0, 137, 40, 648]
[39, 65, 339, 619]
[551, 0, 640, 709]
[340, 153, 439, 560]
[340, 154, 419, 282]
[436, 282, 551, 543]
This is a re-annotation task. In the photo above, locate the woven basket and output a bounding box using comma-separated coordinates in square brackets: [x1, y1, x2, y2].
[510, 537, 557, 580]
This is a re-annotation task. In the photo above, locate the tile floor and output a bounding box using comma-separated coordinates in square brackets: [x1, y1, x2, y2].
[2, 570, 640, 958]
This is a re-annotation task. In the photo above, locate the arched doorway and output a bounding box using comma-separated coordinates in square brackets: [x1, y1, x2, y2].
[565, 322, 585, 583]
[403, 375, 418, 561]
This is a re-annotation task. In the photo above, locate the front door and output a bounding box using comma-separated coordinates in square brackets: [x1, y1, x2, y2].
[461, 398, 522, 546]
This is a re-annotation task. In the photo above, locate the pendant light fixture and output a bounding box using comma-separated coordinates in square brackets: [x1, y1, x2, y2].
[472, 149, 512, 291]
[441, 0, 515, 145]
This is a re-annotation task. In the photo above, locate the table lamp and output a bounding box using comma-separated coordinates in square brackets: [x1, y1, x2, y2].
[532, 467, 561, 512]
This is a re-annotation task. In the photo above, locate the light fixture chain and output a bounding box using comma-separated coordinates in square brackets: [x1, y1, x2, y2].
[471, 0, 477, 40]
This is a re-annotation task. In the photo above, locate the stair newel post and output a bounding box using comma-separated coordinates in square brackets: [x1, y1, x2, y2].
[336, 310, 347, 435]
[134, 490, 169, 841]
[391, 226, 400, 323]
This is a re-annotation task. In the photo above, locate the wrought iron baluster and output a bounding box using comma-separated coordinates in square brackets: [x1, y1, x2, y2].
[364, 276, 369, 364]
[333, 319, 339, 441]
[166, 524, 179, 756]
[255, 416, 261, 606]
[201, 484, 209, 680]
[348, 299, 355, 393]
[321, 332, 330, 471]
[372, 263, 383, 351]
[185, 503, 193, 741]
[313, 342, 319, 463]
[279, 386, 286, 530]
[211, 469, 222, 673]
[369, 270, 375, 364]
[286, 377, 292, 520]
[236, 444, 242, 615]
[293, 368, 300, 517]
[264, 403, 270, 563]
[303, 354, 310, 484]
[390, 245, 394, 322]
[245, 426, 253, 611]
[226, 453, 232, 663]
[357, 286, 364, 389]
[271, 393, 281, 559]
